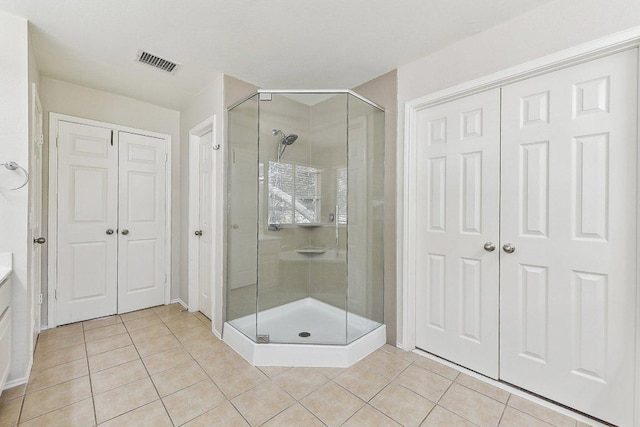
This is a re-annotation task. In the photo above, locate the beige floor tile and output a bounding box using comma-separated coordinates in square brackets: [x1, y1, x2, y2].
[0, 396, 22, 427]
[262, 403, 324, 427]
[0, 385, 25, 403]
[99, 400, 172, 427]
[313, 367, 346, 379]
[334, 364, 390, 401]
[508, 395, 576, 427]
[181, 335, 226, 358]
[26, 358, 88, 394]
[152, 303, 183, 316]
[84, 324, 128, 343]
[128, 324, 171, 344]
[300, 382, 365, 427]
[32, 344, 86, 373]
[183, 401, 249, 427]
[421, 406, 476, 427]
[439, 383, 505, 427]
[273, 367, 330, 400]
[94, 377, 159, 424]
[371, 382, 435, 426]
[456, 374, 510, 404]
[134, 333, 181, 358]
[500, 406, 555, 427]
[36, 332, 84, 354]
[83, 315, 122, 331]
[89, 345, 140, 373]
[257, 366, 291, 378]
[86, 333, 132, 357]
[194, 312, 211, 326]
[356, 349, 411, 379]
[172, 325, 213, 343]
[209, 364, 269, 399]
[39, 323, 83, 340]
[196, 347, 249, 376]
[162, 379, 226, 425]
[231, 381, 295, 426]
[21, 376, 92, 422]
[142, 347, 193, 376]
[123, 315, 163, 332]
[394, 364, 452, 402]
[151, 360, 208, 397]
[380, 344, 420, 362]
[413, 356, 461, 381]
[576, 422, 593, 427]
[119, 308, 156, 322]
[91, 359, 148, 395]
[343, 404, 401, 427]
[165, 316, 204, 332]
[19, 397, 95, 427]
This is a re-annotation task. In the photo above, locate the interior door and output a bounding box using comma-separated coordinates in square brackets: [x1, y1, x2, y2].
[198, 131, 214, 319]
[415, 88, 501, 378]
[499, 49, 638, 426]
[117, 132, 167, 313]
[57, 121, 118, 324]
[29, 86, 43, 349]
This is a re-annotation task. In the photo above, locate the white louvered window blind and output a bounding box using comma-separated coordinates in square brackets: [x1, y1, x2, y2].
[269, 161, 321, 225]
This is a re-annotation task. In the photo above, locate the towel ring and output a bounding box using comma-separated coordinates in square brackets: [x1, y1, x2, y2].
[0, 161, 29, 190]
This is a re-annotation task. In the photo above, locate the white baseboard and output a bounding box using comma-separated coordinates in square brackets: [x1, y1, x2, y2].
[171, 298, 188, 310]
[3, 376, 27, 391]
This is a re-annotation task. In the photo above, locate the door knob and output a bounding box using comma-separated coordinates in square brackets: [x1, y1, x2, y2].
[106, 229, 114, 235]
[483, 242, 496, 252]
[121, 229, 129, 235]
[195, 230, 202, 236]
[502, 243, 516, 254]
[33, 237, 46, 244]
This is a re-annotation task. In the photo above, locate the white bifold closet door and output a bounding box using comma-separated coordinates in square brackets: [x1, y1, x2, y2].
[57, 122, 167, 324]
[415, 88, 501, 378]
[500, 49, 638, 427]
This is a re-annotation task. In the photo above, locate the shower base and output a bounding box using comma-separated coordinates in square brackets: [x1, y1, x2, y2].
[223, 297, 386, 367]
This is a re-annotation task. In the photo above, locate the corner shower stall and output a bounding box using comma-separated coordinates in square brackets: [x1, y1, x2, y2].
[223, 90, 385, 366]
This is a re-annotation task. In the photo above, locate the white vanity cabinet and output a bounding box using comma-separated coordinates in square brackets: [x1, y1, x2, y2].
[0, 253, 13, 395]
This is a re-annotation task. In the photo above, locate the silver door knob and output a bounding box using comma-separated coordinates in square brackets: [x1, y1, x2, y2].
[503, 243, 516, 254]
[34, 237, 46, 244]
[483, 242, 496, 252]
[195, 230, 202, 236]
[121, 229, 129, 235]
[106, 229, 114, 235]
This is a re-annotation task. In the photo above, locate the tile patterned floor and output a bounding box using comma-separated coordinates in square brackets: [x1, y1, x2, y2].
[0, 304, 592, 426]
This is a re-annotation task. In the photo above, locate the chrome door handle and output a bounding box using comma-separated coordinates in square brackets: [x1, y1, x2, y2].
[33, 237, 46, 244]
[483, 242, 496, 252]
[502, 243, 516, 254]
[121, 229, 129, 235]
[106, 229, 114, 235]
[195, 230, 202, 236]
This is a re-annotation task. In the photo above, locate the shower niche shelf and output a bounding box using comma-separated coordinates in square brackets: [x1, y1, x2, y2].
[295, 247, 327, 255]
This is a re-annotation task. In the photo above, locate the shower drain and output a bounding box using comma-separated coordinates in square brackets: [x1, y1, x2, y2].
[298, 331, 311, 338]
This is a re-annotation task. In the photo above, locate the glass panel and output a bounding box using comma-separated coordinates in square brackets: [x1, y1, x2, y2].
[226, 94, 259, 341]
[347, 94, 385, 343]
[257, 93, 348, 345]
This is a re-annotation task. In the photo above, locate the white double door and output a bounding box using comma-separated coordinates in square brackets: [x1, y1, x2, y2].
[415, 49, 637, 426]
[57, 121, 168, 324]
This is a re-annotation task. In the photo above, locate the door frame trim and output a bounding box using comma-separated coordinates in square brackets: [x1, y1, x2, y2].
[187, 115, 216, 319]
[47, 112, 173, 327]
[400, 27, 640, 425]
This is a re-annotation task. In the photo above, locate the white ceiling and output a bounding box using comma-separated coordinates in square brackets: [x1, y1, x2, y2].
[0, 0, 552, 110]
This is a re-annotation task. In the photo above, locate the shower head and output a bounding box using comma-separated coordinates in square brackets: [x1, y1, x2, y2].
[273, 129, 299, 161]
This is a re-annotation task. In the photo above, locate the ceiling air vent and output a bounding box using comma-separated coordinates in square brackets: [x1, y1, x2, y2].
[136, 50, 180, 74]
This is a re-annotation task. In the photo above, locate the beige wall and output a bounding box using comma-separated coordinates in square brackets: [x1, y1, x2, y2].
[353, 70, 398, 344]
[39, 77, 181, 323]
[396, 0, 640, 345]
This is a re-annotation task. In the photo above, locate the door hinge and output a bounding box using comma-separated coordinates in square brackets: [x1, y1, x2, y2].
[38, 293, 42, 304]
[164, 273, 167, 283]
[54, 289, 57, 300]
[165, 153, 168, 163]
[38, 134, 44, 146]
[110, 130, 114, 146]
[55, 135, 59, 148]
